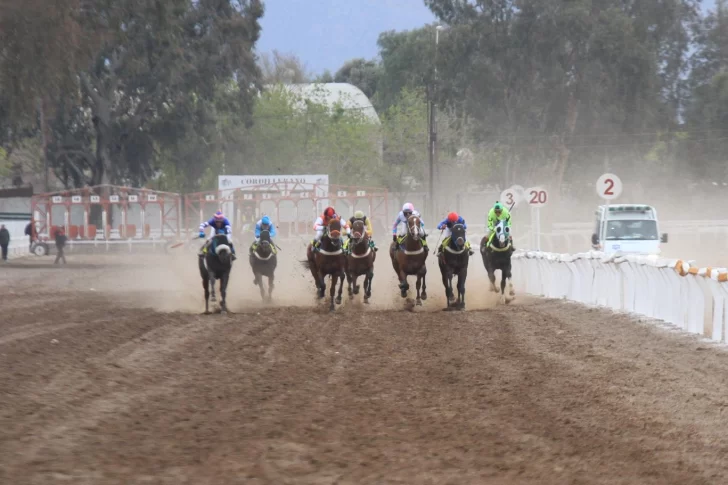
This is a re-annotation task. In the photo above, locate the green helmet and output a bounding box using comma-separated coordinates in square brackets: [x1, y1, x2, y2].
[354, 210, 365, 219]
[494, 202, 504, 210]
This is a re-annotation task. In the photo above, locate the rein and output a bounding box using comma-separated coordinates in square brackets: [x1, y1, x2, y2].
[489, 241, 512, 252]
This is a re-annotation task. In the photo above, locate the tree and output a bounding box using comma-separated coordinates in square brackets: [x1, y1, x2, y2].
[34, 0, 264, 189]
[259, 50, 312, 84]
[333, 58, 382, 100]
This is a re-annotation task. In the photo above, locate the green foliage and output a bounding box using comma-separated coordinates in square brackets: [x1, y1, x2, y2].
[224, 85, 382, 186]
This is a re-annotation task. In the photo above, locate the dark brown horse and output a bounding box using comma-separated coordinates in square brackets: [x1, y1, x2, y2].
[306, 218, 347, 311]
[249, 229, 277, 302]
[346, 219, 376, 303]
[480, 219, 515, 304]
[389, 214, 428, 305]
[438, 223, 469, 310]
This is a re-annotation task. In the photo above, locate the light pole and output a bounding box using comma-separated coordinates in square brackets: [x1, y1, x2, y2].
[428, 25, 445, 220]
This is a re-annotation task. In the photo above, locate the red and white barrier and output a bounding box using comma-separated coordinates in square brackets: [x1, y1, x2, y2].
[512, 251, 728, 343]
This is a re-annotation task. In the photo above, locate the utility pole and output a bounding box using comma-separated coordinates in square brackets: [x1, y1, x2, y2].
[428, 25, 444, 220]
[38, 98, 49, 192]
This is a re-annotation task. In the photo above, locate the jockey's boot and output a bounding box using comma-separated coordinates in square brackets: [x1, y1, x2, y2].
[312, 240, 320, 252]
[466, 241, 474, 256]
[369, 239, 378, 252]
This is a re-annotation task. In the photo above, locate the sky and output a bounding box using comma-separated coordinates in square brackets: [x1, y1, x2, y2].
[257, 0, 719, 76]
[257, 0, 436, 75]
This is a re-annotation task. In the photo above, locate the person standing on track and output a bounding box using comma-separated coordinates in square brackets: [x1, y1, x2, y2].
[54, 227, 67, 265]
[0, 224, 10, 262]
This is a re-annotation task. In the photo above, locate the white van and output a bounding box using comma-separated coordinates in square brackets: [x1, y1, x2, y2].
[591, 204, 668, 255]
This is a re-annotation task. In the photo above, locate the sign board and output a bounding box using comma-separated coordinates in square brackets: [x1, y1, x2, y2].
[356, 190, 366, 197]
[596, 173, 622, 200]
[336, 191, 347, 197]
[147, 194, 157, 202]
[90, 195, 100, 203]
[500, 187, 519, 208]
[51, 196, 63, 203]
[71, 195, 82, 204]
[110, 195, 120, 203]
[128, 195, 139, 203]
[218, 174, 329, 195]
[526, 187, 549, 207]
[205, 194, 216, 201]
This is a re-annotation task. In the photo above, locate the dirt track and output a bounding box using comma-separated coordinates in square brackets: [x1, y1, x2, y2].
[2, 247, 728, 484]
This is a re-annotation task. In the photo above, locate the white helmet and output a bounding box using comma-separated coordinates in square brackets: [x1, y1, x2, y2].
[402, 202, 414, 213]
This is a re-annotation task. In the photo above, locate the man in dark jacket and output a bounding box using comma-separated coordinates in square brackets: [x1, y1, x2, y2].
[54, 227, 67, 264]
[0, 224, 9, 262]
[24, 222, 33, 250]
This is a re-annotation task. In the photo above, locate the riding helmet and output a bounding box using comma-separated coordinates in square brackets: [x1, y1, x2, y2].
[494, 202, 503, 211]
[402, 202, 414, 213]
[447, 212, 459, 223]
[354, 210, 365, 219]
[261, 215, 271, 225]
[214, 210, 225, 220]
[324, 207, 335, 218]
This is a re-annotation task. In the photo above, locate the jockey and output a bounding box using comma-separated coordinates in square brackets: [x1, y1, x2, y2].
[437, 211, 474, 255]
[250, 215, 277, 253]
[392, 202, 427, 247]
[313, 206, 348, 251]
[486, 202, 513, 249]
[348, 210, 377, 251]
[199, 210, 237, 260]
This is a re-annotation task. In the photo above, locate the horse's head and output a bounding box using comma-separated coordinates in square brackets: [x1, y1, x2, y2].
[407, 214, 422, 240]
[493, 219, 511, 247]
[211, 233, 232, 263]
[450, 223, 466, 249]
[351, 220, 366, 241]
[257, 229, 272, 255]
[327, 218, 342, 247]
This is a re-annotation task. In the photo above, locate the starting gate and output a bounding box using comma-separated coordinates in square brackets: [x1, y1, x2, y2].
[184, 181, 390, 239]
[31, 185, 181, 247]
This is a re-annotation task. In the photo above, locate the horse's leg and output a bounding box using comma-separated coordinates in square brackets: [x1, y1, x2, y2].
[398, 269, 409, 298]
[440, 264, 451, 307]
[268, 270, 275, 302]
[317, 267, 326, 299]
[202, 275, 210, 314]
[209, 273, 217, 302]
[420, 266, 428, 301]
[329, 275, 336, 312]
[500, 269, 508, 304]
[506, 262, 515, 302]
[336, 270, 345, 305]
[220, 272, 229, 314]
[364, 266, 373, 301]
[256, 271, 265, 300]
[346, 269, 353, 298]
[415, 273, 423, 306]
[458, 267, 467, 309]
[487, 261, 498, 293]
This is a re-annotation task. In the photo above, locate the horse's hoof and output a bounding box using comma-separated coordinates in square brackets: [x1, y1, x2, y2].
[203, 311, 212, 315]
[365, 291, 372, 298]
[416, 299, 423, 306]
[211, 296, 217, 302]
[400, 290, 407, 298]
[510, 290, 516, 296]
[336, 297, 342, 305]
[221, 310, 227, 315]
[329, 306, 335, 313]
[353, 286, 360, 295]
[364, 297, 370, 304]
[421, 292, 428, 301]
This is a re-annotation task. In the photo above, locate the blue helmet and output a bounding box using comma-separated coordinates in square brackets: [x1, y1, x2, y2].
[261, 215, 271, 225]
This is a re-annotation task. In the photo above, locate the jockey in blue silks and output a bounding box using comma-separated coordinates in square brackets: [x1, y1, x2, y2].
[199, 210, 236, 260]
[250, 215, 277, 253]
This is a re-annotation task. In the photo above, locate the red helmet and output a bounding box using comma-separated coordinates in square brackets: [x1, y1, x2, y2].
[324, 207, 335, 218]
[447, 212, 459, 223]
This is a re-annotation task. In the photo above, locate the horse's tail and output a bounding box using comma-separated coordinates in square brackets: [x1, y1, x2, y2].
[300, 259, 312, 270]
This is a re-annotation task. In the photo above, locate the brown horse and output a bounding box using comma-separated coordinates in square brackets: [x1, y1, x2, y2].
[389, 214, 428, 305]
[306, 218, 347, 311]
[346, 219, 376, 303]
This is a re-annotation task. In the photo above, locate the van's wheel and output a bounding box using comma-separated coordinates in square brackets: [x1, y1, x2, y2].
[32, 243, 49, 256]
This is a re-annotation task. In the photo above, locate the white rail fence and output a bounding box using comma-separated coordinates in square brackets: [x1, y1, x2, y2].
[512, 251, 728, 343]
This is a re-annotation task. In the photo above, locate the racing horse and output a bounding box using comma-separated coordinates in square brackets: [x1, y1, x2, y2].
[390, 214, 428, 305]
[480, 219, 515, 304]
[249, 229, 277, 302]
[438, 222, 469, 310]
[199, 232, 234, 314]
[345, 219, 376, 303]
[305, 218, 347, 311]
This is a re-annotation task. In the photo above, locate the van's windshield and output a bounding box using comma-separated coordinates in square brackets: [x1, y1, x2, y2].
[605, 220, 658, 240]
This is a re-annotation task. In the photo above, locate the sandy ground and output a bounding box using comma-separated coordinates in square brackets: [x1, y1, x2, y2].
[2, 243, 728, 484]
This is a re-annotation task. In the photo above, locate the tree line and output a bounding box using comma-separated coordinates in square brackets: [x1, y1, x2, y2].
[1, 0, 727, 195]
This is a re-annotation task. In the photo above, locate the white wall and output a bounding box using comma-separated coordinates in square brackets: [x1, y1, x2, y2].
[0, 220, 31, 259]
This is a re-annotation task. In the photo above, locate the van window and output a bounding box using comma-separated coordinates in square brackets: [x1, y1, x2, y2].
[605, 220, 658, 240]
